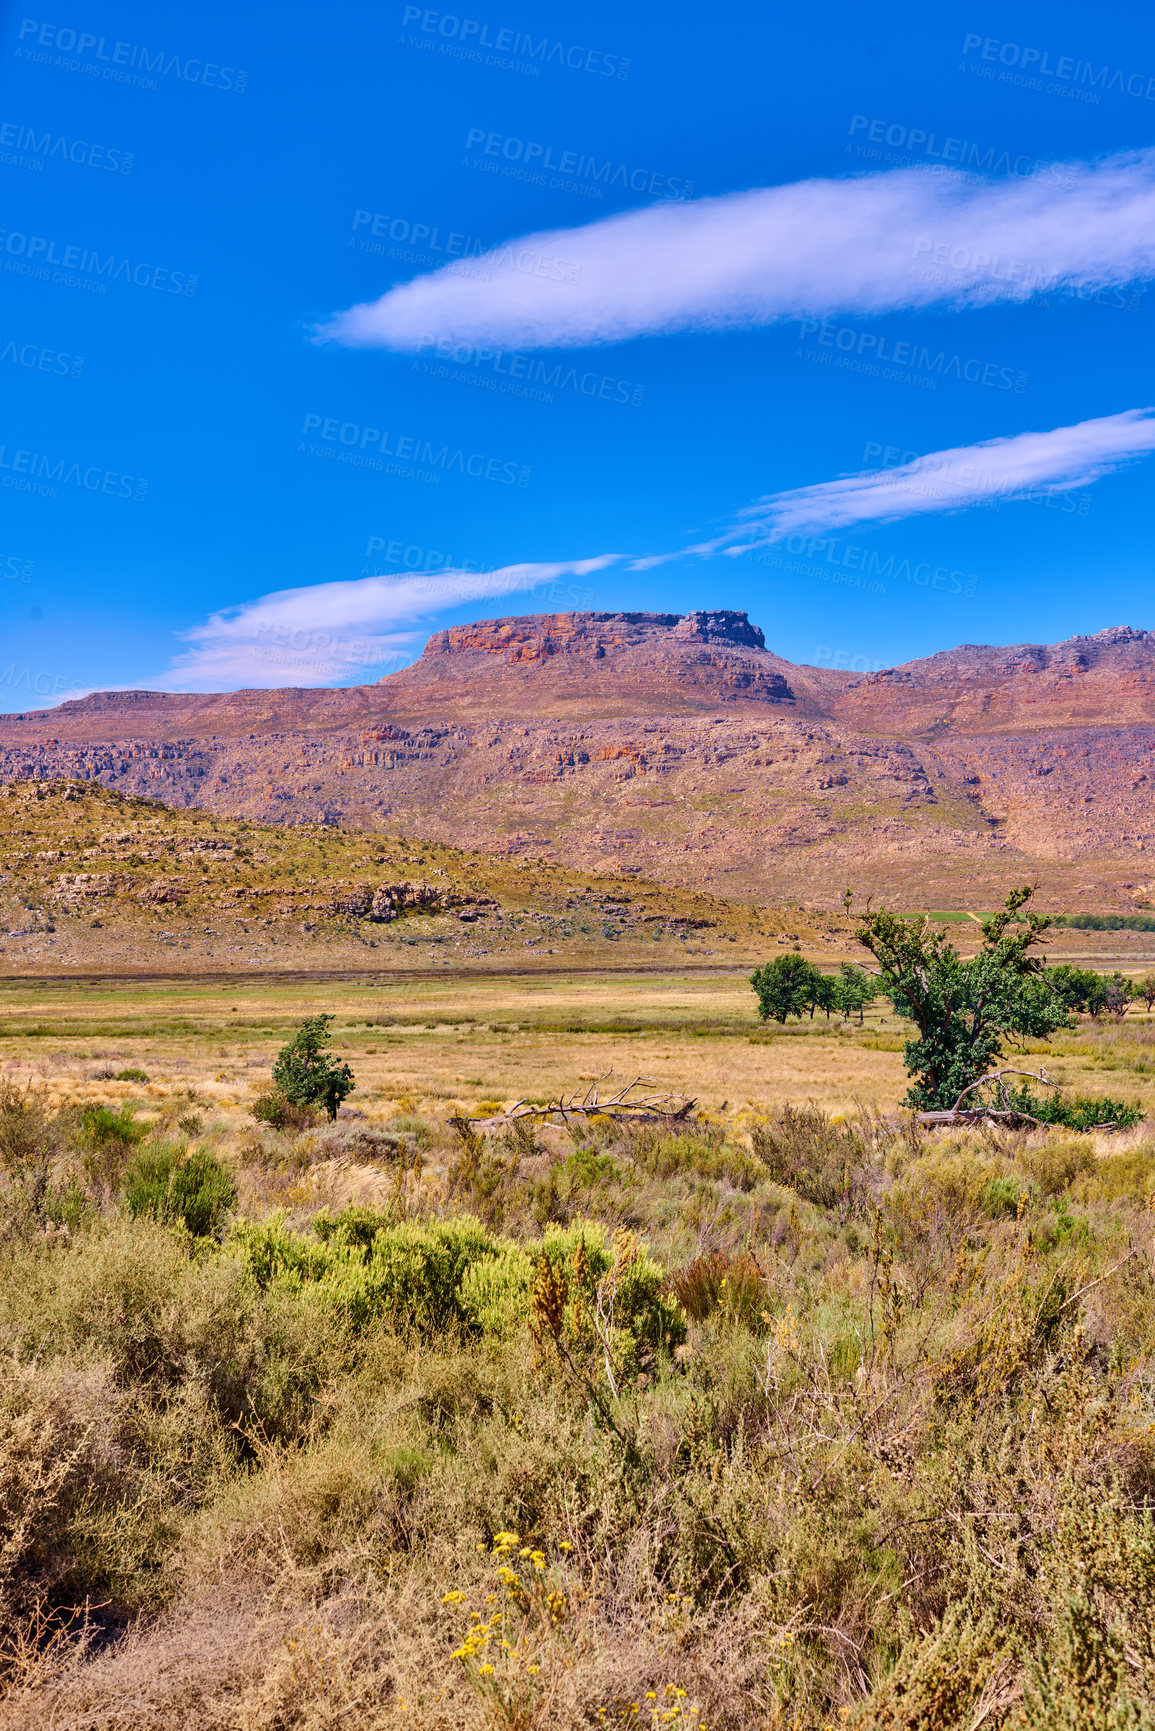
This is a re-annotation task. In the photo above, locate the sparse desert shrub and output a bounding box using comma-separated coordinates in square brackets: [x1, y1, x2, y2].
[0, 1356, 133, 1628]
[1069, 1143, 1155, 1204]
[627, 1122, 763, 1191]
[123, 1142, 238, 1239]
[669, 1251, 769, 1328]
[250, 1091, 320, 1131]
[750, 1104, 872, 1215]
[1017, 1135, 1097, 1196]
[0, 1082, 56, 1176]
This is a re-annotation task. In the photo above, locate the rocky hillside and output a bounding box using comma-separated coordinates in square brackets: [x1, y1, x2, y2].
[2, 614, 1154, 909]
[0, 779, 789, 977]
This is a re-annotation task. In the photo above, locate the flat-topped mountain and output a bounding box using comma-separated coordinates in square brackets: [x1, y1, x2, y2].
[2, 613, 1154, 908]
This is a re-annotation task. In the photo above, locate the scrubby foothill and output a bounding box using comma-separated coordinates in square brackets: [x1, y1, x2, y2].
[2, 951, 1155, 1727]
[0, 779, 793, 976]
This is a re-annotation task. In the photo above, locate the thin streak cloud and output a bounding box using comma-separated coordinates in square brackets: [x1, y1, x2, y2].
[719, 409, 1155, 545]
[319, 150, 1155, 352]
[150, 558, 620, 691]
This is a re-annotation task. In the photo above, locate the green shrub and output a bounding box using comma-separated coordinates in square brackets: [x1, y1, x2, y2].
[227, 1210, 685, 1374]
[1000, 1083, 1144, 1131]
[977, 1173, 1036, 1218]
[112, 1067, 149, 1083]
[123, 1143, 238, 1239]
[77, 1103, 148, 1191]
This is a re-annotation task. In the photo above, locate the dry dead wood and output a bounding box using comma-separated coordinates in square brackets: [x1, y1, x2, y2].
[467, 1071, 696, 1129]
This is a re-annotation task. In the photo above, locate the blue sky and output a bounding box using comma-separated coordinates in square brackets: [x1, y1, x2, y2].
[2, 0, 1155, 706]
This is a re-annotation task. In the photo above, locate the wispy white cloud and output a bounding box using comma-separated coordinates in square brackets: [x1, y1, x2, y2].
[714, 408, 1155, 546]
[319, 150, 1155, 352]
[149, 558, 619, 691]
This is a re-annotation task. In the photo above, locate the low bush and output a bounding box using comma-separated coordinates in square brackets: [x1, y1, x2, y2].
[668, 1250, 769, 1328]
[123, 1143, 238, 1239]
[76, 1103, 149, 1192]
[227, 1208, 685, 1376]
[112, 1068, 149, 1083]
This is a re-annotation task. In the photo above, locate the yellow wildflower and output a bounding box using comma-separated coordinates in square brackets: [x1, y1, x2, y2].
[441, 1591, 464, 1604]
[478, 1662, 495, 1676]
[558, 1539, 573, 1552]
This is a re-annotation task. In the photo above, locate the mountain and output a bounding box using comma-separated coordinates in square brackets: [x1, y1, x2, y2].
[3, 613, 1154, 910]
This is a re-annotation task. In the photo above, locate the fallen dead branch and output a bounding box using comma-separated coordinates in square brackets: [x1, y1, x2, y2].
[917, 1068, 1057, 1130]
[467, 1071, 696, 1129]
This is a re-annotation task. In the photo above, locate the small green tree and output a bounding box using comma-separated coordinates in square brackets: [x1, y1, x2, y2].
[1136, 972, 1155, 1013]
[856, 886, 1072, 1110]
[830, 962, 875, 1025]
[750, 953, 824, 1023]
[271, 1015, 354, 1119]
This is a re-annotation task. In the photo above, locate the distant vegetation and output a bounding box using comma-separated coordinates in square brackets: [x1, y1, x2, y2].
[1054, 911, 1155, 931]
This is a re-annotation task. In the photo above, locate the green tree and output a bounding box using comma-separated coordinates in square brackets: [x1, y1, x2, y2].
[1136, 972, 1155, 1013]
[1103, 972, 1136, 1020]
[830, 962, 875, 1024]
[750, 953, 824, 1024]
[271, 1015, 354, 1120]
[856, 886, 1072, 1110]
[1047, 964, 1110, 1017]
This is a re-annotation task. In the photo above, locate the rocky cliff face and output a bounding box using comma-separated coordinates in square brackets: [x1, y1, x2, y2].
[2, 612, 1154, 908]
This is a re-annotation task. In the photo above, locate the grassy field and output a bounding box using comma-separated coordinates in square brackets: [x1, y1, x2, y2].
[6, 970, 1155, 1127]
[6, 786, 1155, 1727]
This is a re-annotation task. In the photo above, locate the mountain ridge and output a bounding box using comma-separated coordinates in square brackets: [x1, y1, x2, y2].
[2, 612, 1153, 909]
